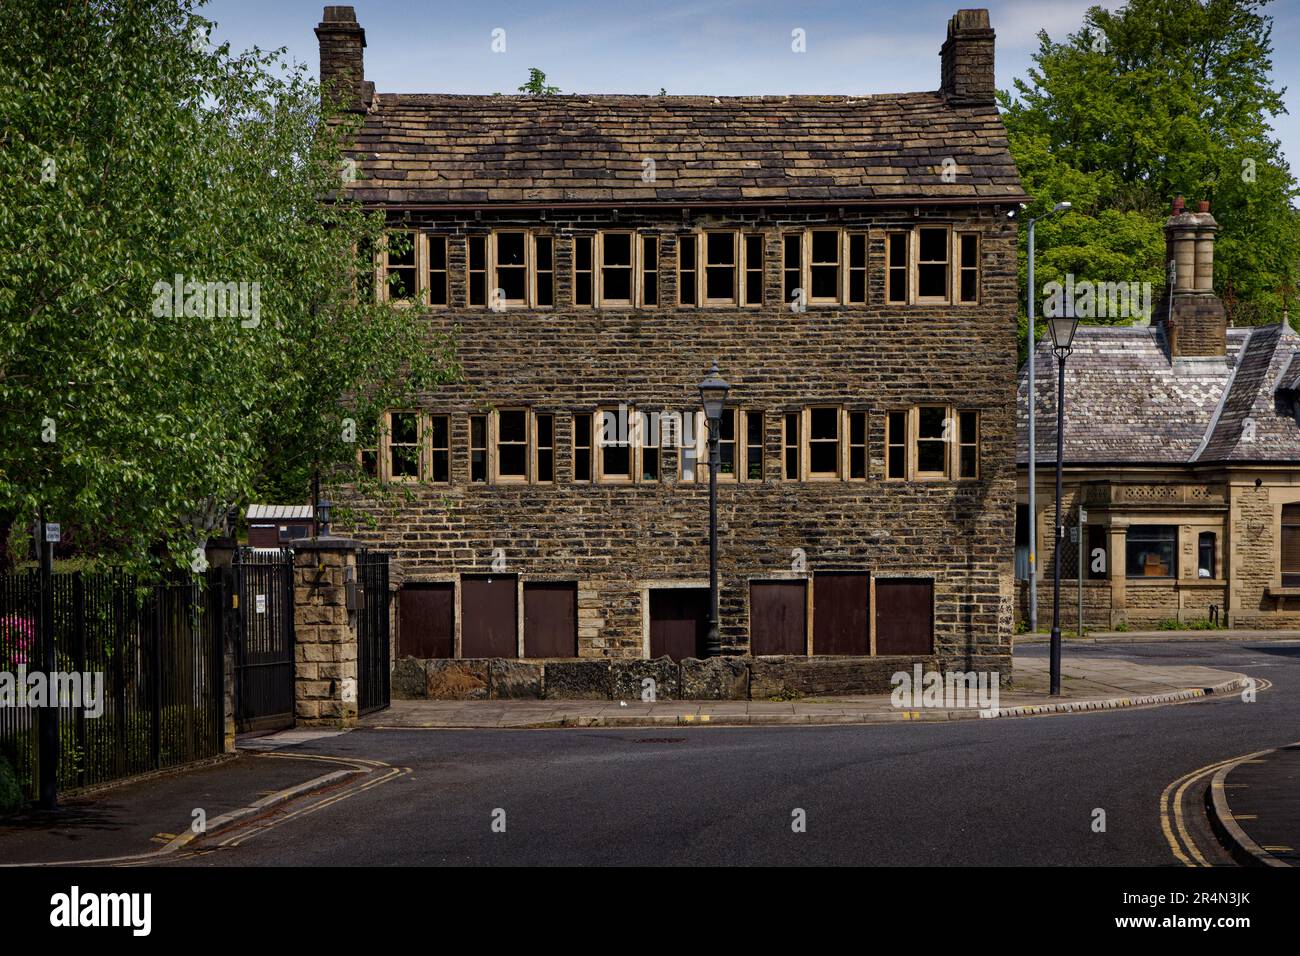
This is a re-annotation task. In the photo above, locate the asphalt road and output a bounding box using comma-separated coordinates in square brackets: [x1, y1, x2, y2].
[176, 641, 1300, 866]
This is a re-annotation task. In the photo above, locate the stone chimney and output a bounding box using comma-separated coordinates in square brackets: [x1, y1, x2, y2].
[1161, 197, 1226, 358]
[315, 6, 373, 113]
[940, 9, 996, 105]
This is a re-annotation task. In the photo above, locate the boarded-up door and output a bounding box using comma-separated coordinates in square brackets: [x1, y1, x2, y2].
[813, 572, 870, 655]
[524, 582, 578, 657]
[649, 588, 709, 661]
[462, 575, 518, 658]
[750, 580, 807, 655]
[875, 578, 934, 655]
[398, 583, 454, 659]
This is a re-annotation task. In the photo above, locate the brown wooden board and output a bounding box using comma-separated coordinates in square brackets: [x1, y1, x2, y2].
[812, 572, 870, 655]
[648, 587, 709, 661]
[875, 578, 934, 655]
[398, 583, 454, 659]
[462, 575, 518, 658]
[750, 580, 807, 655]
[524, 581, 578, 657]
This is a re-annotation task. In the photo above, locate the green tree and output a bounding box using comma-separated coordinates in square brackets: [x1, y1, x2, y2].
[0, 0, 456, 570]
[518, 68, 560, 96]
[1001, 0, 1299, 349]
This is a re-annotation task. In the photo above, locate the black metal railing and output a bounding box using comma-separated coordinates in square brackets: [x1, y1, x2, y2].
[0, 568, 225, 802]
[356, 551, 390, 715]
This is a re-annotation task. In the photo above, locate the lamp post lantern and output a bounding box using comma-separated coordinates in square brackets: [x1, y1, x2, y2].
[1025, 200, 1072, 634]
[1047, 314, 1078, 696]
[698, 362, 730, 657]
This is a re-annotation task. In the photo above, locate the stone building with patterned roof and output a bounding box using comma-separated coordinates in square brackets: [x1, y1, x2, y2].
[319, 5, 1029, 693]
[1017, 199, 1300, 631]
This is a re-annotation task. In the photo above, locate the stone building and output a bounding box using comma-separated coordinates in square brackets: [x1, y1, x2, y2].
[1017, 199, 1300, 631]
[320, 5, 1028, 688]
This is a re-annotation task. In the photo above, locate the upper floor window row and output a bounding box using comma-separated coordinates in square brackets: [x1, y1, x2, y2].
[373, 227, 983, 309]
[361, 405, 980, 486]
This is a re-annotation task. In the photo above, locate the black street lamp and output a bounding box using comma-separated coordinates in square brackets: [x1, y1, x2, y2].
[698, 362, 730, 657]
[1047, 314, 1078, 696]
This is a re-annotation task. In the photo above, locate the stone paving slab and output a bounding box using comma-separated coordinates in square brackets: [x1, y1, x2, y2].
[366, 655, 1249, 730]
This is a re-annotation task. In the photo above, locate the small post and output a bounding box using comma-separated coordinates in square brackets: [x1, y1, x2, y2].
[37, 509, 58, 810]
[1077, 502, 1085, 639]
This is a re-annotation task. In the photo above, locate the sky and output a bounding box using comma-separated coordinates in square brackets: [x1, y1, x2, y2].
[202, 0, 1300, 172]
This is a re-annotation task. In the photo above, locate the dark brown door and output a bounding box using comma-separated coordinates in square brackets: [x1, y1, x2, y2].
[524, 582, 577, 658]
[750, 580, 807, 655]
[813, 572, 870, 655]
[398, 583, 454, 658]
[462, 575, 517, 658]
[649, 588, 709, 661]
[875, 578, 934, 655]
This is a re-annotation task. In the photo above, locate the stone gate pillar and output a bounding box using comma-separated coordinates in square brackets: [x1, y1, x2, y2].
[292, 537, 362, 728]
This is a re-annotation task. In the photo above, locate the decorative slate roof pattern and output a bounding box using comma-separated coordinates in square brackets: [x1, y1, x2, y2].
[343, 93, 1027, 206]
[1016, 324, 1300, 466]
[1200, 323, 1300, 462]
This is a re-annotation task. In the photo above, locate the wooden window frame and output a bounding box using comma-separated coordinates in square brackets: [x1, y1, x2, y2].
[782, 233, 803, 310]
[805, 405, 842, 481]
[885, 409, 908, 480]
[847, 232, 868, 305]
[847, 410, 868, 481]
[637, 409, 661, 483]
[469, 414, 489, 483]
[493, 408, 531, 484]
[886, 231, 909, 305]
[428, 413, 451, 484]
[572, 412, 593, 483]
[490, 230, 531, 309]
[597, 231, 635, 307]
[956, 232, 980, 305]
[382, 230, 421, 305]
[913, 226, 952, 305]
[913, 405, 951, 480]
[783, 411, 801, 481]
[806, 227, 843, 305]
[533, 234, 555, 308]
[384, 410, 422, 483]
[640, 235, 659, 308]
[742, 234, 765, 308]
[425, 235, 449, 308]
[702, 230, 739, 306]
[533, 412, 555, 484]
[956, 409, 980, 479]
[678, 234, 698, 307]
[678, 411, 707, 482]
[595, 406, 634, 484]
[743, 409, 764, 481]
[466, 235, 488, 307]
[573, 235, 594, 307]
[1281, 504, 1300, 587]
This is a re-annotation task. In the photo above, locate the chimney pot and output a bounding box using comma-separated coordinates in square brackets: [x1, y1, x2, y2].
[1197, 200, 1210, 213]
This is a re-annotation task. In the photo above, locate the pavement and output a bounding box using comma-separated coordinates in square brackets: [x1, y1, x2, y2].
[1017, 629, 1300, 644]
[1208, 741, 1300, 867]
[0, 734, 352, 865]
[365, 653, 1249, 729]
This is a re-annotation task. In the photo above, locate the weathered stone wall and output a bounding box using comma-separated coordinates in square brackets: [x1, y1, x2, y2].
[292, 542, 360, 726]
[1014, 579, 1111, 630]
[340, 205, 1019, 679]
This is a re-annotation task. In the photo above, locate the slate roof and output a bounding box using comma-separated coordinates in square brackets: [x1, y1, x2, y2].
[1016, 323, 1300, 466]
[344, 93, 1027, 207]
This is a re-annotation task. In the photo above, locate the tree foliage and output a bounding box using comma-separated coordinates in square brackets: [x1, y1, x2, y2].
[0, 0, 456, 570]
[1001, 0, 1299, 348]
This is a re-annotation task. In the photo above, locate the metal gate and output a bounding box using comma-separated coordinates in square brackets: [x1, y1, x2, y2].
[233, 549, 295, 733]
[357, 550, 390, 714]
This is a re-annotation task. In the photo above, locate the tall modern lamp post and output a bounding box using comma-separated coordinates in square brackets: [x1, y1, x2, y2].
[698, 362, 730, 657]
[1026, 200, 1072, 633]
[1047, 314, 1079, 696]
